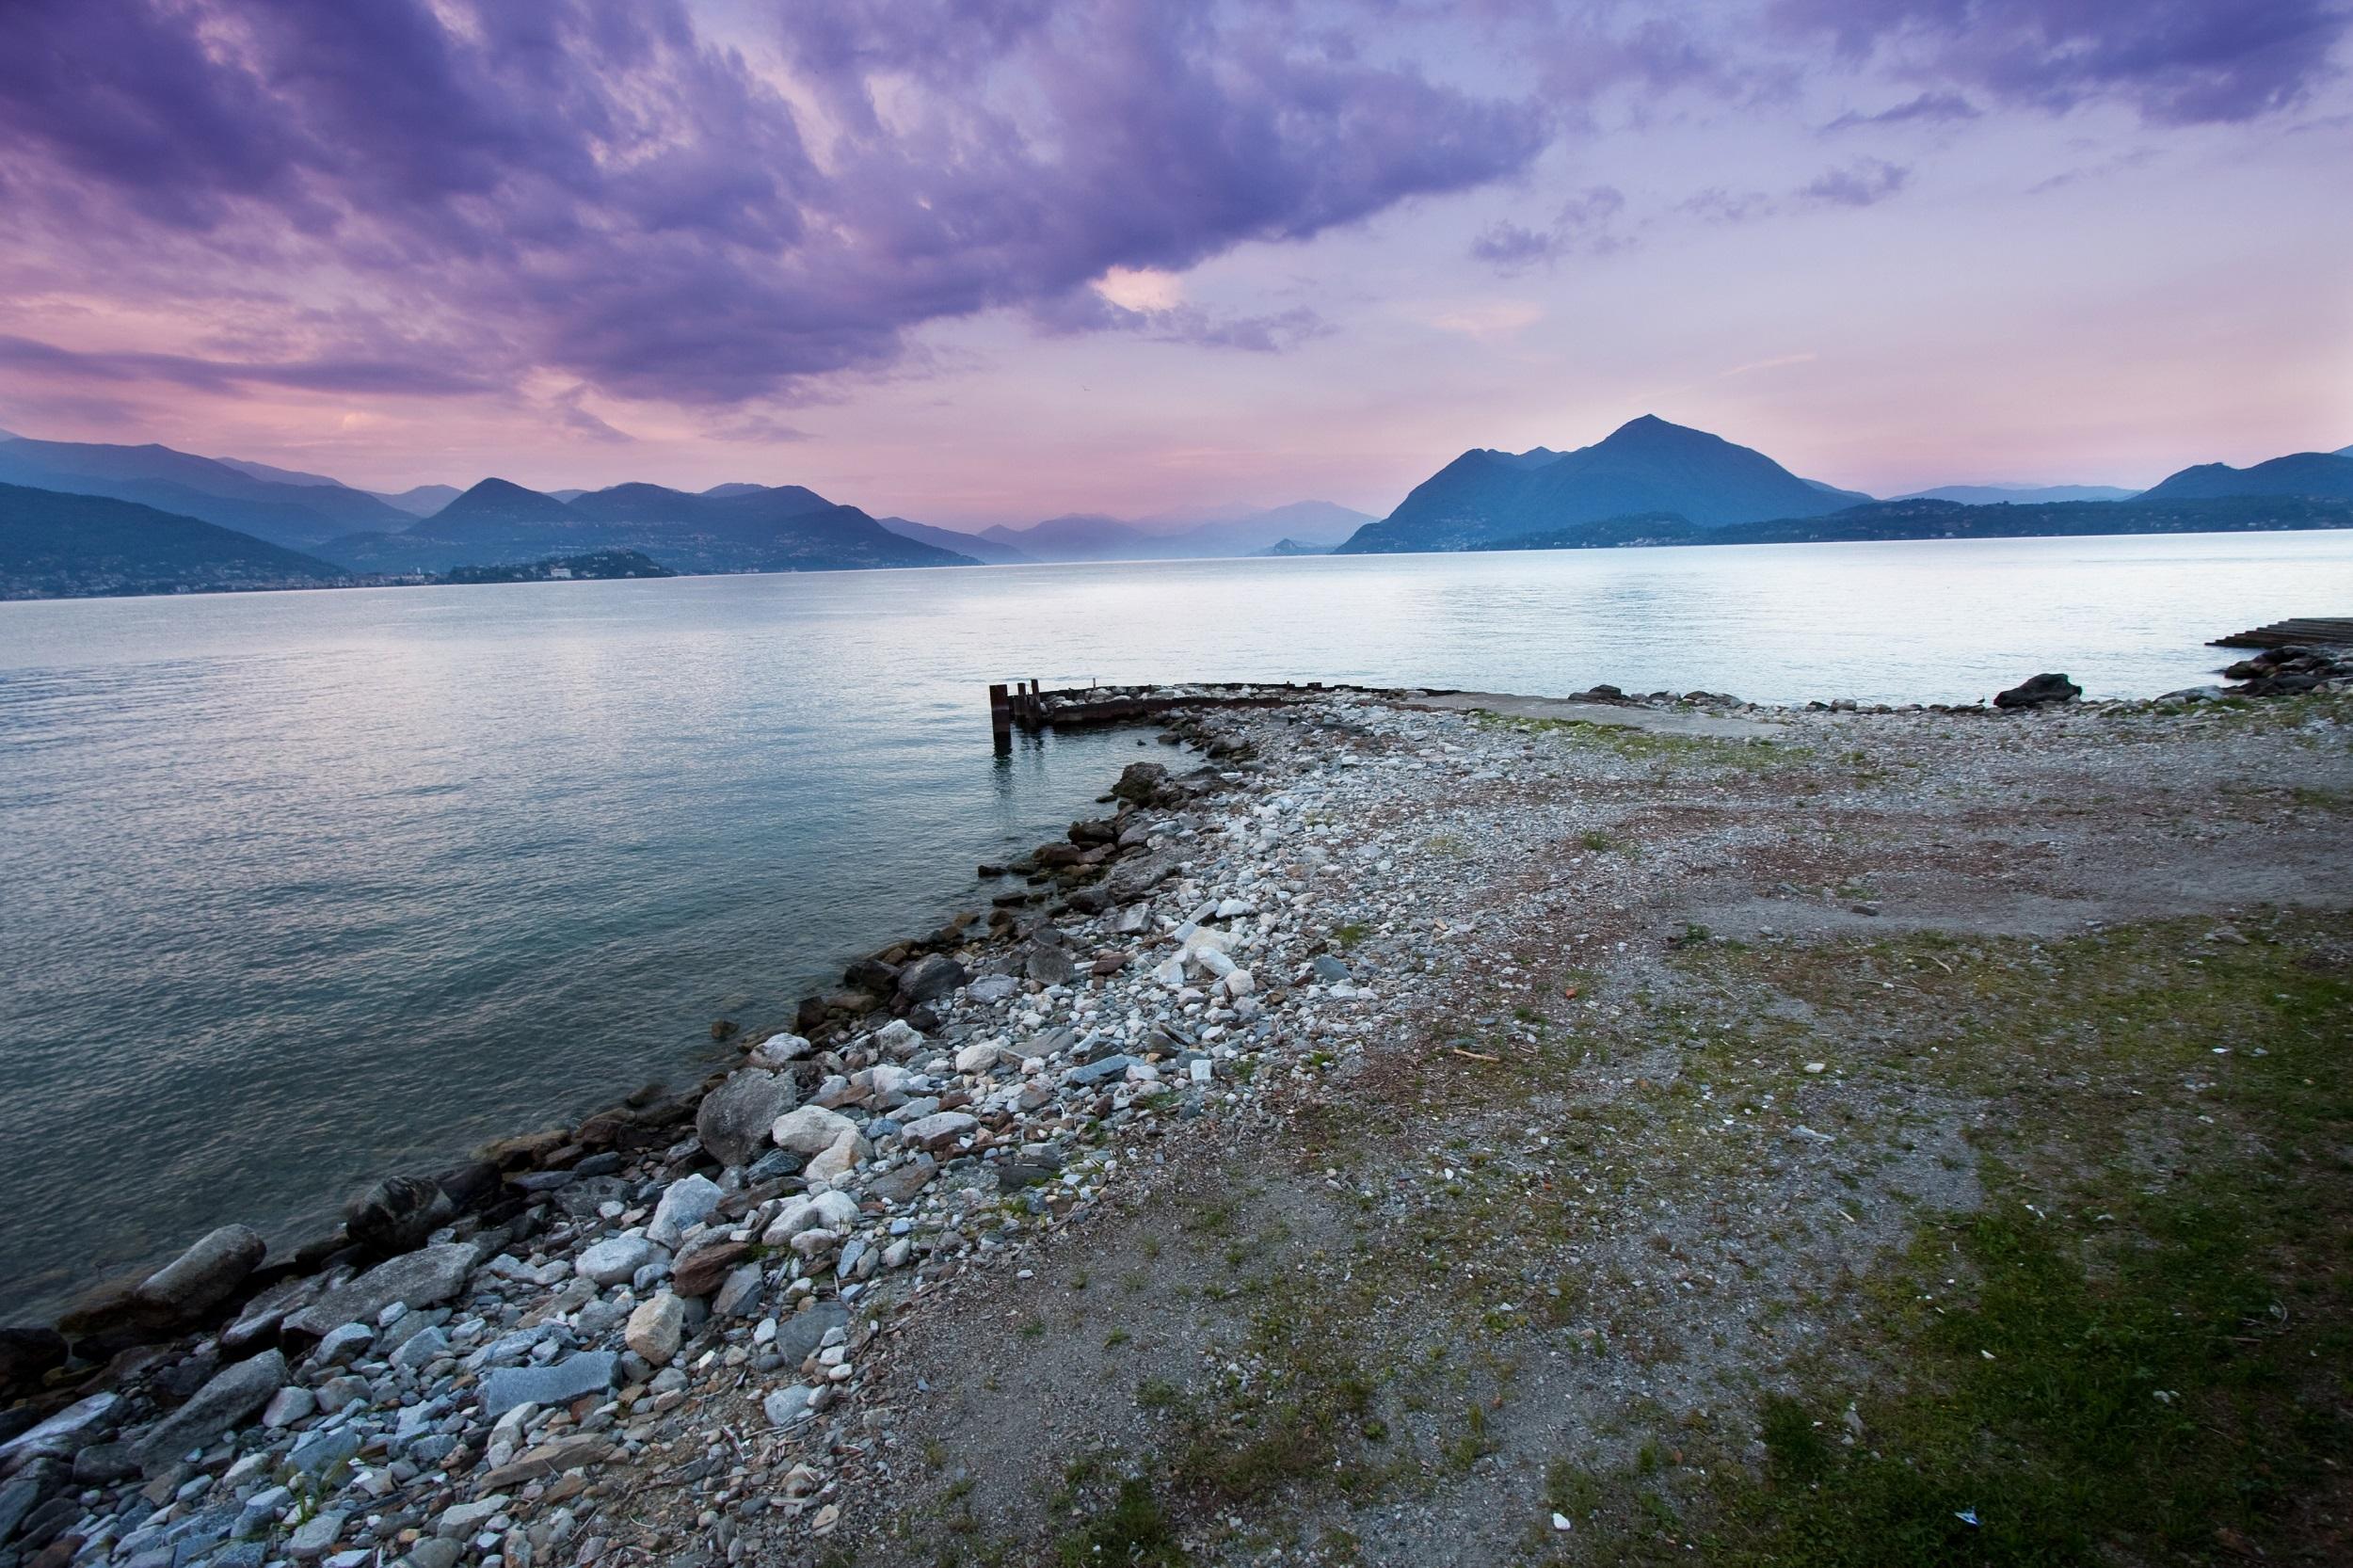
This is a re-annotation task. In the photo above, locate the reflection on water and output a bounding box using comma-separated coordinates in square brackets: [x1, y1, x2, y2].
[1, 530, 2348, 1317]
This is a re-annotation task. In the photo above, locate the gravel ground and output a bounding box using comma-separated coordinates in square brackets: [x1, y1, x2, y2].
[7, 677, 2349, 1568]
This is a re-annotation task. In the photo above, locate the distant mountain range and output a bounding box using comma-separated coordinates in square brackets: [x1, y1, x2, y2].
[2137, 450, 2353, 504]
[324, 477, 972, 574]
[943, 499, 1374, 563]
[1897, 483, 2140, 504]
[1, 483, 347, 598]
[2, 421, 2348, 600]
[1332, 416, 2353, 555]
[1335, 416, 1868, 553]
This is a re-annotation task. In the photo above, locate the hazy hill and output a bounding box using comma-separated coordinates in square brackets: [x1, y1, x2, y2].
[323, 478, 974, 574]
[977, 501, 1377, 562]
[0, 482, 346, 598]
[371, 484, 464, 516]
[875, 516, 1034, 564]
[0, 433, 412, 548]
[1898, 483, 2139, 504]
[1337, 415, 1865, 553]
[2138, 451, 2353, 504]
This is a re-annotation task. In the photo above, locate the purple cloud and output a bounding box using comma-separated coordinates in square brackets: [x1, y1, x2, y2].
[1800, 157, 1913, 206]
[1774, 0, 2350, 124]
[1825, 90, 1983, 130]
[0, 0, 1549, 408]
[1470, 185, 1629, 271]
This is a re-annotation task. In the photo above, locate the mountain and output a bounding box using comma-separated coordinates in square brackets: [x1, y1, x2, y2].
[322, 478, 974, 574]
[0, 433, 412, 548]
[874, 516, 1034, 565]
[1253, 537, 1332, 556]
[373, 484, 463, 516]
[211, 456, 347, 488]
[1474, 493, 2353, 552]
[701, 483, 771, 499]
[978, 501, 1377, 562]
[1336, 415, 1868, 553]
[0, 482, 347, 598]
[2138, 451, 2353, 504]
[1898, 483, 2139, 504]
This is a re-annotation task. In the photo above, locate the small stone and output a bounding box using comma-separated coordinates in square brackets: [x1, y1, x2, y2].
[900, 1111, 977, 1151]
[647, 1174, 724, 1248]
[574, 1235, 661, 1287]
[478, 1352, 617, 1419]
[312, 1321, 374, 1366]
[761, 1386, 814, 1427]
[284, 1510, 345, 1560]
[625, 1295, 685, 1364]
[261, 1385, 316, 1428]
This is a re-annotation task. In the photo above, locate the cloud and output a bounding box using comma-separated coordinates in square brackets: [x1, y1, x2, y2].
[1678, 187, 1778, 224]
[1772, 0, 2350, 125]
[1799, 157, 1912, 206]
[708, 411, 816, 444]
[1825, 91, 1983, 130]
[1470, 185, 1629, 271]
[552, 385, 633, 443]
[0, 0, 1549, 408]
[0, 332, 493, 396]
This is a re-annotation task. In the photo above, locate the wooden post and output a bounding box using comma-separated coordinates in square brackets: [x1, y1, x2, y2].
[988, 683, 1012, 752]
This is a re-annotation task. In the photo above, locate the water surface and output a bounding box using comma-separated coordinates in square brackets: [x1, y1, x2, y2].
[3, 533, 2345, 1319]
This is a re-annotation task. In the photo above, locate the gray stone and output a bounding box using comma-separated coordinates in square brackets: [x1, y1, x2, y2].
[1993, 672, 2082, 710]
[281, 1245, 474, 1342]
[285, 1426, 363, 1480]
[900, 1112, 976, 1151]
[344, 1175, 456, 1256]
[573, 1235, 661, 1287]
[646, 1175, 723, 1249]
[284, 1509, 344, 1561]
[390, 1325, 449, 1372]
[772, 1302, 848, 1366]
[761, 1385, 814, 1427]
[406, 1538, 463, 1568]
[0, 1476, 40, 1545]
[711, 1263, 765, 1320]
[311, 1321, 374, 1366]
[1024, 942, 1075, 986]
[219, 1275, 318, 1352]
[133, 1225, 266, 1321]
[1311, 953, 1352, 984]
[0, 1390, 120, 1467]
[211, 1543, 267, 1568]
[1064, 1054, 1138, 1087]
[695, 1071, 797, 1168]
[744, 1147, 807, 1184]
[965, 974, 1020, 1004]
[233, 1484, 290, 1539]
[135, 1352, 287, 1476]
[477, 1352, 616, 1419]
[260, 1385, 315, 1429]
[895, 952, 967, 1004]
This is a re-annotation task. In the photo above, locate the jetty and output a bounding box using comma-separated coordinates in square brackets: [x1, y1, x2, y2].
[2212, 616, 2353, 649]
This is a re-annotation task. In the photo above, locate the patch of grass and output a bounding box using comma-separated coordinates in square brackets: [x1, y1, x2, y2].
[1334, 922, 1372, 951]
[1055, 1478, 1185, 1568]
[1675, 913, 2353, 1566]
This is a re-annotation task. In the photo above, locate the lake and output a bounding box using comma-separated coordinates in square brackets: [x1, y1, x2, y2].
[2, 531, 2345, 1320]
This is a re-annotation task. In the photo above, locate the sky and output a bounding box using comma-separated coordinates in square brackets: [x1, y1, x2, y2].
[1, 0, 2348, 526]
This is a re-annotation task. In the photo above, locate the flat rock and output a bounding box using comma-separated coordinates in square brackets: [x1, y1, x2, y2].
[133, 1224, 266, 1321]
[672, 1237, 754, 1299]
[282, 1245, 475, 1341]
[573, 1235, 662, 1287]
[135, 1352, 286, 1476]
[476, 1433, 615, 1491]
[773, 1301, 848, 1366]
[0, 1391, 121, 1468]
[478, 1352, 617, 1420]
[901, 1111, 977, 1151]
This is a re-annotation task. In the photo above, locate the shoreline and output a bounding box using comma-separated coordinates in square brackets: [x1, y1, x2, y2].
[4, 644, 2350, 1568]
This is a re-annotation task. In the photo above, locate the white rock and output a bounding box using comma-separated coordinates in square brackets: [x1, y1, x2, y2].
[624, 1295, 685, 1364]
[574, 1236, 662, 1287]
[749, 1032, 814, 1067]
[647, 1174, 724, 1248]
[772, 1105, 857, 1155]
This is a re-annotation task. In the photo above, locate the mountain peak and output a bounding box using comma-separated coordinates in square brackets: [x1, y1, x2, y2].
[432, 477, 571, 521]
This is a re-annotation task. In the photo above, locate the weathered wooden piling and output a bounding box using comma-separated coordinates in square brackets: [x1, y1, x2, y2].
[987, 682, 1012, 751]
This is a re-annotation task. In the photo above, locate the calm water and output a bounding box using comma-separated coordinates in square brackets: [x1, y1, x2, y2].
[3, 533, 2345, 1319]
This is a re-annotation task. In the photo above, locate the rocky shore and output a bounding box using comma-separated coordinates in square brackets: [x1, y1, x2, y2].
[5, 645, 2351, 1568]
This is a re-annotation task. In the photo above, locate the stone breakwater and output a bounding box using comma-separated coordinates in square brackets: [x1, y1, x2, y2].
[2, 649, 2349, 1568]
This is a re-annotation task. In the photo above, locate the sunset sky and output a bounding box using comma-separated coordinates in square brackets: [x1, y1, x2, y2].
[2, 0, 2348, 525]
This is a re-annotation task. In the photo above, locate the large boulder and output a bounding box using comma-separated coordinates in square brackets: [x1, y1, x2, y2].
[894, 953, 967, 1005]
[1993, 672, 2082, 710]
[1112, 761, 1170, 805]
[134, 1352, 286, 1476]
[280, 1244, 475, 1342]
[344, 1176, 456, 1256]
[134, 1224, 266, 1323]
[696, 1070, 797, 1168]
